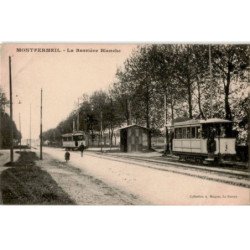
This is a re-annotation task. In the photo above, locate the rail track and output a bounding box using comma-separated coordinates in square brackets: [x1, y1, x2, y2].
[84, 151, 250, 189]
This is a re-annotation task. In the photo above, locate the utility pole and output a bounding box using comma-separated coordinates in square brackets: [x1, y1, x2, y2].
[109, 98, 113, 152]
[100, 111, 103, 153]
[164, 94, 169, 154]
[73, 119, 75, 132]
[19, 112, 21, 152]
[29, 103, 31, 148]
[9, 56, 14, 163]
[40, 88, 43, 160]
[209, 45, 213, 118]
[77, 98, 80, 131]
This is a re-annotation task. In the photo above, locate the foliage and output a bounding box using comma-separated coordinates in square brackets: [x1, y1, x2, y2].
[43, 44, 249, 146]
[0, 88, 21, 148]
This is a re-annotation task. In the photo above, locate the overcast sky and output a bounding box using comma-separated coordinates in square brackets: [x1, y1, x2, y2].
[1, 43, 137, 140]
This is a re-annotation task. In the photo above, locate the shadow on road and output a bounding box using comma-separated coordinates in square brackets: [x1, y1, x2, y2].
[1, 151, 75, 205]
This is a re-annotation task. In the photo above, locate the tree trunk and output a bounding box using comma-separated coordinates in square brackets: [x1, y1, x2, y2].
[170, 94, 174, 122]
[187, 82, 193, 119]
[197, 82, 205, 119]
[125, 98, 130, 125]
[91, 128, 94, 144]
[0, 111, 2, 149]
[224, 85, 232, 120]
[108, 126, 111, 142]
[110, 127, 113, 147]
[225, 71, 232, 120]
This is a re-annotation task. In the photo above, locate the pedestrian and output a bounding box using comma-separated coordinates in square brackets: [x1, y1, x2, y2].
[65, 150, 70, 162]
[79, 143, 85, 157]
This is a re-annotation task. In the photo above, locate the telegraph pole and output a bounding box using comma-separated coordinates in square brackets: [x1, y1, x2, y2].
[29, 103, 31, 148]
[164, 94, 169, 154]
[9, 56, 14, 163]
[19, 112, 21, 152]
[100, 111, 103, 153]
[73, 119, 75, 132]
[77, 98, 80, 131]
[40, 88, 43, 160]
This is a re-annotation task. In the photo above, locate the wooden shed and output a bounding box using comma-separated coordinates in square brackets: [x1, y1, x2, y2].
[120, 125, 148, 152]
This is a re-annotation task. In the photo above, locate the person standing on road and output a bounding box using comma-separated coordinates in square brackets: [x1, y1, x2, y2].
[65, 150, 70, 162]
[79, 143, 85, 157]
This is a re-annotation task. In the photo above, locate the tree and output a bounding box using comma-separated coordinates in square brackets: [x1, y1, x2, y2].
[115, 46, 159, 150]
[0, 88, 20, 148]
[212, 45, 249, 120]
[171, 45, 210, 119]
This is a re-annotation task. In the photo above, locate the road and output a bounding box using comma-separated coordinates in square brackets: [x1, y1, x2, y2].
[42, 147, 250, 205]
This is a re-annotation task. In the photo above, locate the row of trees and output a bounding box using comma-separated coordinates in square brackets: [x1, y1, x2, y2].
[42, 91, 125, 146]
[0, 88, 21, 148]
[43, 44, 249, 148]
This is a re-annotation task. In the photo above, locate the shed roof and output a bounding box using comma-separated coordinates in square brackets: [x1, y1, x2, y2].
[119, 124, 148, 130]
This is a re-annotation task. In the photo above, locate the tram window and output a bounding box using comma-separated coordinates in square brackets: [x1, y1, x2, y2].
[187, 127, 191, 138]
[175, 129, 178, 139]
[175, 128, 181, 139]
[191, 127, 196, 138]
[182, 128, 187, 138]
[175, 129, 178, 138]
[75, 135, 84, 141]
[197, 127, 201, 138]
[180, 128, 183, 138]
[179, 128, 183, 138]
[219, 126, 226, 137]
[202, 125, 208, 138]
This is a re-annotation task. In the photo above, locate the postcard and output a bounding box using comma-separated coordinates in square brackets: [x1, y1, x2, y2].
[0, 43, 249, 205]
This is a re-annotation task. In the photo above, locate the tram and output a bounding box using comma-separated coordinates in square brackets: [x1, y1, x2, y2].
[172, 118, 236, 163]
[62, 131, 87, 150]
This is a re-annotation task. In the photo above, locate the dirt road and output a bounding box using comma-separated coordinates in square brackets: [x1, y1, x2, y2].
[1, 148, 249, 205]
[43, 147, 250, 205]
[37, 153, 145, 205]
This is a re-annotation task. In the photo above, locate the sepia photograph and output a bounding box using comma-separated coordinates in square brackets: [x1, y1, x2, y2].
[0, 43, 249, 205]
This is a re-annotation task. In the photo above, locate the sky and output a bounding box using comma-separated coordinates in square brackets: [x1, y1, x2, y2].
[0, 43, 137, 140]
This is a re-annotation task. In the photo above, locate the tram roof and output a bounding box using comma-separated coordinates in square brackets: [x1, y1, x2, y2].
[62, 131, 84, 137]
[173, 118, 232, 126]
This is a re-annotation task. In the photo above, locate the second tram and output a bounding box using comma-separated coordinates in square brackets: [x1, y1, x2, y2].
[62, 131, 87, 150]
